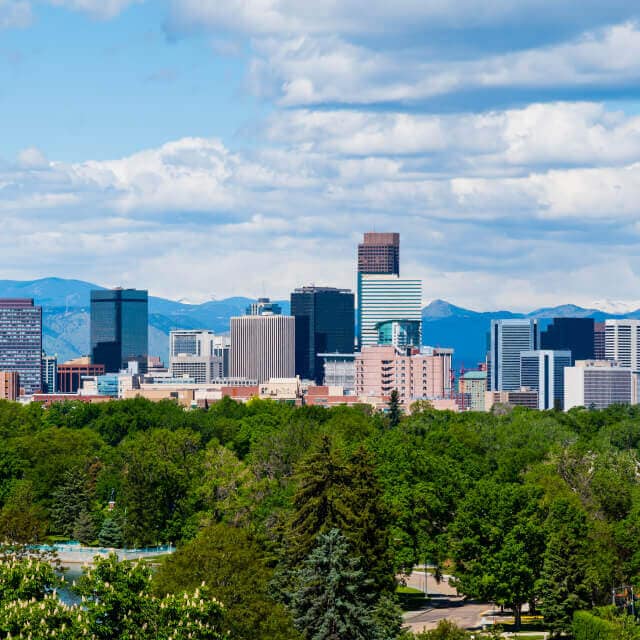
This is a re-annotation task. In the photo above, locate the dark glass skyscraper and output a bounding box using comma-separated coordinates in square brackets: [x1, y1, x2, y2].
[291, 286, 355, 384]
[91, 289, 148, 373]
[0, 299, 42, 395]
[541, 317, 595, 364]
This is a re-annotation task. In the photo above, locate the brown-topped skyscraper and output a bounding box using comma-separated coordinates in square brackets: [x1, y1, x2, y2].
[357, 232, 400, 275]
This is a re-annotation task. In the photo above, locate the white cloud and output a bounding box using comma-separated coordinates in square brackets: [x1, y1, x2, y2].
[46, 0, 141, 19]
[17, 147, 49, 169]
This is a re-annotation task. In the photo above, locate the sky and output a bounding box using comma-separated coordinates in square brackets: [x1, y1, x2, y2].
[2, 1, 640, 311]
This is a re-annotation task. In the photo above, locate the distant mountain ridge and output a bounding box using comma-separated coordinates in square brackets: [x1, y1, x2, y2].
[1, 279, 638, 367]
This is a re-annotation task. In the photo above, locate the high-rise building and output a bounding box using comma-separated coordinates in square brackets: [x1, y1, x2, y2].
[41, 352, 58, 394]
[459, 371, 487, 411]
[0, 299, 42, 395]
[604, 320, 640, 369]
[541, 318, 595, 363]
[246, 298, 282, 316]
[291, 286, 354, 383]
[230, 315, 295, 383]
[357, 232, 400, 275]
[0, 371, 20, 401]
[57, 357, 106, 393]
[358, 274, 422, 348]
[319, 353, 356, 391]
[520, 350, 572, 410]
[564, 360, 634, 410]
[377, 319, 421, 350]
[355, 345, 452, 406]
[594, 322, 605, 360]
[213, 335, 231, 378]
[489, 319, 540, 391]
[91, 288, 148, 373]
[169, 330, 224, 384]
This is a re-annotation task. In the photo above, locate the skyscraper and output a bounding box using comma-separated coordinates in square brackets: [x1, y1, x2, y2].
[41, 352, 58, 394]
[358, 274, 422, 348]
[90, 288, 148, 373]
[541, 318, 595, 363]
[291, 286, 354, 383]
[169, 330, 223, 383]
[604, 320, 640, 369]
[246, 298, 282, 316]
[520, 349, 572, 410]
[490, 319, 540, 391]
[230, 315, 295, 383]
[0, 299, 42, 395]
[357, 232, 400, 275]
[564, 360, 634, 410]
[376, 319, 421, 350]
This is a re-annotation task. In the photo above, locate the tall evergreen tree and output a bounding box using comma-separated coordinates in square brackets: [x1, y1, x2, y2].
[98, 518, 123, 548]
[50, 470, 91, 537]
[72, 510, 96, 545]
[291, 528, 379, 640]
[388, 390, 402, 428]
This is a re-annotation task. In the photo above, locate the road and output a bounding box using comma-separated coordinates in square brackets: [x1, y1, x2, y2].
[401, 571, 491, 633]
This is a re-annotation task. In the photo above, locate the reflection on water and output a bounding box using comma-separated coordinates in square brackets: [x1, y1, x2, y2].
[56, 565, 84, 606]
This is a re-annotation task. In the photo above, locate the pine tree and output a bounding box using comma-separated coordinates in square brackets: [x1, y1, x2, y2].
[50, 470, 91, 537]
[72, 510, 96, 545]
[291, 528, 379, 640]
[98, 518, 123, 548]
[388, 390, 402, 428]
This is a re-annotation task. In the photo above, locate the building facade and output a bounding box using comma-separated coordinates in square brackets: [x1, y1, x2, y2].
[358, 274, 422, 348]
[355, 345, 452, 406]
[169, 330, 224, 384]
[520, 349, 572, 410]
[459, 370, 487, 411]
[594, 322, 605, 360]
[320, 353, 356, 391]
[246, 298, 282, 316]
[0, 372, 20, 401]
[90, 288, 148, 373]
[357, 232, 400, 275]
[489, 319, 540, 391]
[0, 298, 42, 395]
[604, 320, 640, 369]
[291, 286, 355, 383]
[377, 319, 421, 350]
[230, 315, 295, 383]
[57, 357, 106, 394]
[541, 318, 594, 363]
[41, 353, 57, 394]
[564, 360, 634, 410]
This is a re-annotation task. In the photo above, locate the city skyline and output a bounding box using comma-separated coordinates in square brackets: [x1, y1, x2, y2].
[1, 3, 640, 310]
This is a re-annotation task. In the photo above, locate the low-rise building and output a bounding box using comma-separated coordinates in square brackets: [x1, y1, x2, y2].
[0, 371, 20, 401]
[564, 360, 634, 410]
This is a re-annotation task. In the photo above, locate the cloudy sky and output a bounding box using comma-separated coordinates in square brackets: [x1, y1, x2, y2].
[2, 1, 640, 310]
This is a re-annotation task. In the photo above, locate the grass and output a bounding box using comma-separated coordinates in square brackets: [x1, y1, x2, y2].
[396, 586, 424, 595]
[396, 584, 428, 611]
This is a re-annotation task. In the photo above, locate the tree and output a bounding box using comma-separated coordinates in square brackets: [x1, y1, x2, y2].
[537, 499, 591, 634]
[99, 517, 123, 548]
[0, 480, 46, 543]
[50, 469, 91, 537]
[73, 510, 96, 545]
[388, 390, 402, 428]
[291, 528, 380, 640]
[154, 523, 300, 640]
[412, 620, 471, 639]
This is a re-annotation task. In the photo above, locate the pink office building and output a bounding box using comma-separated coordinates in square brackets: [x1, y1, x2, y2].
[355, 345, 453, 407]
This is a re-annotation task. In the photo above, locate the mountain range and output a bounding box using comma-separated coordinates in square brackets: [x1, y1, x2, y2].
[1, 278, 638, 368]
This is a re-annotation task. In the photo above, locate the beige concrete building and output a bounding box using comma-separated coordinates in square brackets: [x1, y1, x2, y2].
[355, 345, 453, 407]
[0, 371, 20, 401]
[230, 315, 295, 383]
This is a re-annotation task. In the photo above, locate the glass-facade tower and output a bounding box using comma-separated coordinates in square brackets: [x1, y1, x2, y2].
[0, 299, 42, 395]
[91, 289, 148, 373]
[291, 286, 355, 384]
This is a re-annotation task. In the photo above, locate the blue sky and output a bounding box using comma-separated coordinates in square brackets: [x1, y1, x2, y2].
[2, 1, 640, 311]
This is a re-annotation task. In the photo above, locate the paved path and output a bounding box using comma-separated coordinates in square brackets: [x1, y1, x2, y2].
[37, 544, 174, 566]
[401, 571, 490, 633]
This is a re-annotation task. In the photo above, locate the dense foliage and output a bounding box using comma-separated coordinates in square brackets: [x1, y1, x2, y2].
[3, 397, 640, 637]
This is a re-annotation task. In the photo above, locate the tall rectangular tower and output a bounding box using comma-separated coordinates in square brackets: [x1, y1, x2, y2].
[520, 349, 572, 410]
[169, 329, 223, 383]
[91, 288, 148, 373]
[0, 299, 42, 395]
[230, 315, 295, 383]
[490, 319, 540, 391]
[541, 318, 594, 363]
[604, 319, 640, 369]
[357, 232, 400, 275]
[291, 286, 354, 383]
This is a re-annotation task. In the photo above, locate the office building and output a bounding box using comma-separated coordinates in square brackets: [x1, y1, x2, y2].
[41, 353, 57, 394]
[91, 288, 148, 373]
[594, 322, 605, 360]
[358, 232, 400, 275]
[246, 298, 282, 316]
[169, 330, 224, 384]
[564, 360, 634, 410]
[358, 274, 422, 348]
[489, 319, 540, 391]
[520, 350, 572, 410]
[355, 345, 452, 407]
[291, 286, 355, 383]
[58, 357, 106, 394]
[458, 371, 487, 411]
[230, 315, 295, 383]
[486, 388, 539, 410]
[604, 320, 640, 369]
[0, 372, 20, 401]
[541, 318, 594, 363]
[377, 319, 421, 350]
[0, 298, 42, 395]
[213, 335, 231, 377]
[320, 353, 356, 391]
